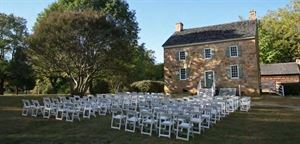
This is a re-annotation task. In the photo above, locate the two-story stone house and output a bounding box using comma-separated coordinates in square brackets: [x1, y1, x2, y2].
[163, 11, 261, 96]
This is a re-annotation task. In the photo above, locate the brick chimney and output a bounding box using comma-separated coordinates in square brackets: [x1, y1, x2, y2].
[249, 10, 256, 20]
[176, 22, 183, 32]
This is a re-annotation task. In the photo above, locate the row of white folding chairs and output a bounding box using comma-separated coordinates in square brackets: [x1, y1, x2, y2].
[22, 96, 110, 122]
[110, 99, 226, 141]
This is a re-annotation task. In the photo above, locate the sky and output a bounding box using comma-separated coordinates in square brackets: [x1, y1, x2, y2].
[0, 0, 290, 63]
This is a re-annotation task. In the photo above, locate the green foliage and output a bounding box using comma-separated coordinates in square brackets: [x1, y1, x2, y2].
[37, 0, 139, 45]
[30, 0, 157, 95]
[29, 10, 125, 95]
[130, 80, 164, 93]
[90, 79, 110, 94]
[0, 13, 32, 95]
[259, 0, 300, 63]
[153, 63, 164, 81]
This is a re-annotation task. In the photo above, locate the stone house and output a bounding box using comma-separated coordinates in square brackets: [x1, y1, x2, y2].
[162, 11, 261, 96]
[260, 59, 300, 84]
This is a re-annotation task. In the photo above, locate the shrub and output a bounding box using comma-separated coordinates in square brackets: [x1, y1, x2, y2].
[130, 80, 164, 93]
[90, 80, 110, 94]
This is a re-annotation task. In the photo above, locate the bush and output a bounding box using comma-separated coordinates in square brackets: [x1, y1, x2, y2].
[130, 80, 164, 93]
[282, 83, 300, 96]
[90, 80, 110, 94]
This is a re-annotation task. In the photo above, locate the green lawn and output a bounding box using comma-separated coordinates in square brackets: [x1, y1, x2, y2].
[0, 96, 300, 144]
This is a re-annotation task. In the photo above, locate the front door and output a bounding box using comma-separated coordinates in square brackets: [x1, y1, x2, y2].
[204, 71, 214, 88]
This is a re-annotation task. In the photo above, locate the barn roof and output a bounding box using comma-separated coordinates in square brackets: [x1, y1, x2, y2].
[260, 62, 300, 75]
[162, 20, 257, 47]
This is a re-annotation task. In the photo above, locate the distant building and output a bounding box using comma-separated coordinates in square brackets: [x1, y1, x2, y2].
[162, 11, 261, 96]
[260, 59, 300, 84]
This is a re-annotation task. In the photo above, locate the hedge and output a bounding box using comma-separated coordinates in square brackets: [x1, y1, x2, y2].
[130, 80, 164, 93]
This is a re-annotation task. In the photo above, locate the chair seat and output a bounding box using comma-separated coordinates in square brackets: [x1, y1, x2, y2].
[191, 118, 202, 123]
[113, 115, 123, 119]
[144, 119, 156, 124]
[162, 121, 173, 126]
[179, 123, 192, 129]
[128, 117, 138, 122]
[202, 114, 210, 118]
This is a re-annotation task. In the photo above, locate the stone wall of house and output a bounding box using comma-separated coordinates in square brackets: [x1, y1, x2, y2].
[261, 75, 300, 84]
[164, 38, 261, 96]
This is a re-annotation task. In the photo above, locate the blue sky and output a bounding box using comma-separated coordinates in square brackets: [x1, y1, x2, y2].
[0, 0, 290, 63]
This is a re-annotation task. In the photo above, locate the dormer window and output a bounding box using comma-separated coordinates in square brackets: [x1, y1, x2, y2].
[179, 51, 186, 60]
[230, 46, 238, 57]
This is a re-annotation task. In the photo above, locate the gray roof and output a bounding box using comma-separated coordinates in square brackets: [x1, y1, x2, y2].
[162, 20, 257, 47]
[260, 62, 300, 75]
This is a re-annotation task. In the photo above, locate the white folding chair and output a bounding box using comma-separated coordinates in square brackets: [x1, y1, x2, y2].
[190, 112, 202, 134]
[240, 97, 251, 112]
[31, 100, 44, 117]
[111, 108, 124, 130]
[176, 115, 193, 141]
[22, 99, 31, 116]
[43, 98, 54, 119]
[125, 110, 139, 133]
[56, 103, 65, 120]
[140, 111, 156, 136]
[65, 103, 81, 122]
[158, 113, 173, 138]
[201, 108, 211, 129]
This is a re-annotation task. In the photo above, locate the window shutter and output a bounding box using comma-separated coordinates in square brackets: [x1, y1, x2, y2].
[201, 78, 205, 88]
[226, 66, 231, 79]
[199, 50, 203, 58]
[176, 70, 180, 80]
[238, 46, 242, 57]
[175, 51, 179, 61]
[226, 47, 230, 57]
[186, 68, 191, 79]
[211, 49, 215, 58]
[239, 65, 243, 78]
[185, 51, 188, 59]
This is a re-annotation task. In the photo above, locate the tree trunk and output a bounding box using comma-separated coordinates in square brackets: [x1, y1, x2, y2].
[16, 86, 19, 95]
[0, 78, 4, 95]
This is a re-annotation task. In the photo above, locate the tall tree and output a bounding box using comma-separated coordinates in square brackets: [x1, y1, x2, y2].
[8, 47, 35, 95]
[31, 0, 141, 94]
[29, 10, 128, 95]
[259, 0, 300, 63]
[0, 13, 28, 95]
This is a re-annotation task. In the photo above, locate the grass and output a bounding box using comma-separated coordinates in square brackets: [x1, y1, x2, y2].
[0, 96, 300, 144]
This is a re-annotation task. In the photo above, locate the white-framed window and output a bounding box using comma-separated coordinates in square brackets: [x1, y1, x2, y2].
[180, 68, 187, 80]
[179, 51, 186, 60]
[230, 65, 239, 79]
[229, 46, 238, 57]
[204, 48, 212, 59]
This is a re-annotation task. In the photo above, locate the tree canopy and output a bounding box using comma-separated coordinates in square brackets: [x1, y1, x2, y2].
[29, 10, 129, 95]
[0, 13, 33, 95]
[29, 0, 159, 95]
[259, 0, 300, 63]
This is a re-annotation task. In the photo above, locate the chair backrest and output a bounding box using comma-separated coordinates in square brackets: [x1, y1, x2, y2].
[176, 114, 191, 124]
[22, 99, 30, 107]
[219, 88, 237, 96]
[140, 111, 153, 120]
[111, 107, 122, 116]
